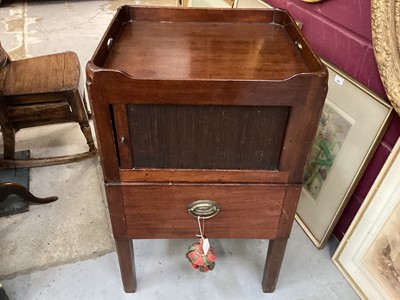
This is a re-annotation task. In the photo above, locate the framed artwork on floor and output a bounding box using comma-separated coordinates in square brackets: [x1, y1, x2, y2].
[332, 138, 400, 299]
[295, 61, 394, 249]
[234, 0, 273, 8]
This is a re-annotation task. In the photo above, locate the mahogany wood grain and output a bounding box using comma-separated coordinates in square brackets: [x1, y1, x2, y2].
[115, 238, 137, 293]
[276, 186, 301, 237]
[119, 169, 289, 183]
[87, 75, 120, 181]
[95, 72, 315, 107]
[104, 22, 306, 81]
[121, 183, 298, 239]
[127, 5, 276, 23]
[87, 6, 328, 293]
[105, 184, 127, 238]
[279, 77, 328, 182]
[262, 239, 288, 292]
[113, 104, 133, 169]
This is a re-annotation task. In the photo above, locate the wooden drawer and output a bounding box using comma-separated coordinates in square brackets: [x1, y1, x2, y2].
[88, 6, 327, 293]
[121, 183, 300, 239]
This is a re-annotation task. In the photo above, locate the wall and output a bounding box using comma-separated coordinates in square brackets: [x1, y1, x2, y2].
[265, 0, 400, 240]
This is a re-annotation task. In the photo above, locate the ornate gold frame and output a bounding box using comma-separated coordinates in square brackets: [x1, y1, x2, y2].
[372, 0, 400, 116]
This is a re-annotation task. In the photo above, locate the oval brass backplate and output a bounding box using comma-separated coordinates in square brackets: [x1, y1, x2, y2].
[187, 200, 220, 219]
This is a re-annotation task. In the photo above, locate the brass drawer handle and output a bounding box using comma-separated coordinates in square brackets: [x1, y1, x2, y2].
[187, 200, 220, 219]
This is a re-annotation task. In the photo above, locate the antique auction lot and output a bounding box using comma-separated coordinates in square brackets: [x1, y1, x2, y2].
[0, 1, 361, 299]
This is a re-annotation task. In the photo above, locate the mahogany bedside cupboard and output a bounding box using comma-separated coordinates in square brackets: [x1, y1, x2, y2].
[86, 6, 328, 293]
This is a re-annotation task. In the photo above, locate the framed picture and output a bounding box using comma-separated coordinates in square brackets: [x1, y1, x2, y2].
[332, 138, 400, 299]
[234, 0, 273, 8]
[372, 0, 400, 116]
[295, 61, 394, 249]
[185, 0, 233, 7]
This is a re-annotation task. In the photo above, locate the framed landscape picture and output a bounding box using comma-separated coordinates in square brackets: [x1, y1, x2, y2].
[295, 61, 393, 249]
[333, 138, 400, 299]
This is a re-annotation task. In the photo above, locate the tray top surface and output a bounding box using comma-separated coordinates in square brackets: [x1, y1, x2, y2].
[103, 20, 308, 81]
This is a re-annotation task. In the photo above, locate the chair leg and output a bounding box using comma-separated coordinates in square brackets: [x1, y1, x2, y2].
[67, 90, 96, 152]
[1, 124, 16, 160]
[81, 89, 92, 119]
[0, 182, 58, 204]
[0, 90, 96, 169]
[0, 94, 16, 159]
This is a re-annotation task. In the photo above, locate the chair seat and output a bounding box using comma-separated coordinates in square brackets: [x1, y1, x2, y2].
[2, 51, 80, 96]
[0, 43, 96, 168]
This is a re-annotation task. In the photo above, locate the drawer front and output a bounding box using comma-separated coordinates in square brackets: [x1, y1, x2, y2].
[121, 184, 300, 239]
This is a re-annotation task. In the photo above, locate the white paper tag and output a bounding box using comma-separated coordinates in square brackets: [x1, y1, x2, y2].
[334, 74, 345, 86]
[202, 238, 210, 254]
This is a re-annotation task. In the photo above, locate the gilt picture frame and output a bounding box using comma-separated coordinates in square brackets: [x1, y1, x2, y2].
[295, 61, 393, 249]
[332, 138, 400, 299]
[371, 0, 400, 116]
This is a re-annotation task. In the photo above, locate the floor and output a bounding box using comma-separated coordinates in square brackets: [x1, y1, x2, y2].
[0, 1, 359, 299]
[2, 226, 359, 300]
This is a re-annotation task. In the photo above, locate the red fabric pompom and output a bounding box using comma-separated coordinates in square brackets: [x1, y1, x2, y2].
[186, 238, 216, 272]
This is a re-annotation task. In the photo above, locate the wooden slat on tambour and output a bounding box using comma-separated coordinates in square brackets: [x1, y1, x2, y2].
[127, 104, 289, 170]
[113, 104, 133, 169]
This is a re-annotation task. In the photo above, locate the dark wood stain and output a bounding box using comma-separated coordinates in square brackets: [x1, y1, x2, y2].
[0, 43, 96, 168]
[121, 183, 292, 239]
[127, 104, 289, 170]
[87, 6, 328, 294]
[104, 21, 307, 81]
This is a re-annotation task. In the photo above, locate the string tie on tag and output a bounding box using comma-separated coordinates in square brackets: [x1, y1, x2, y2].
[186, 215, 216, 272]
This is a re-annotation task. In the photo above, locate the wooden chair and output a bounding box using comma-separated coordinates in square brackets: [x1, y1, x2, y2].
[0, 182, 58, 205]
[0, 42, 96, 168]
